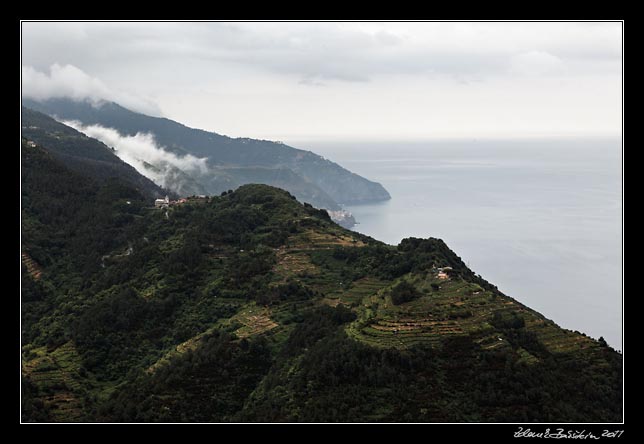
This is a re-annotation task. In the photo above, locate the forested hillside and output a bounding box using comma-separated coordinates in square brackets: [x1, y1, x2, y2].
[23, 98, 390, 211]
[21, 139, 622, 423]
[21, 107, 166, 200]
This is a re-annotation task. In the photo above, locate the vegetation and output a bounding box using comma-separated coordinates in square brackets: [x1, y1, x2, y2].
[21, 130, 622, 423]
[23, 98, 391, 210]
[21, 107, 165, 200]
[390, 281, 422, 305]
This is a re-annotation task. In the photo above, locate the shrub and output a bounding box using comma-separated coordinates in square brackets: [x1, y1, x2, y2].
[390, 281, 421, 305]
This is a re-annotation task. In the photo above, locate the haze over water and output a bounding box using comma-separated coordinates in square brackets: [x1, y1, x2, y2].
[296, 138, 623, 350]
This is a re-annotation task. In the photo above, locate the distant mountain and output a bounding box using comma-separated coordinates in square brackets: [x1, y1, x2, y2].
[22, 98, 391, 214]
[21, 140, 622, 422]
[21, 107, 166, 200]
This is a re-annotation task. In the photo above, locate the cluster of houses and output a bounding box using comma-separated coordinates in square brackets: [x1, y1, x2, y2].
[154, 195, 208, 208]
[435, 266, 453, 280]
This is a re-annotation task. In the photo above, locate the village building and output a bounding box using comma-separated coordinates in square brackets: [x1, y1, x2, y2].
[436, 266, 453, 280]
[155, 195, 170, 208]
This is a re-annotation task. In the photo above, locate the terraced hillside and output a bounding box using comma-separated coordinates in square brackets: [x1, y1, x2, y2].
[21, 252, 42, 280]
[21, 139, 622, 422]
[346, 271, 600, 356]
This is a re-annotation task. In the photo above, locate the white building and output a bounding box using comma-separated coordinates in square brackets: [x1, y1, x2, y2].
[155, 195, 170, 208]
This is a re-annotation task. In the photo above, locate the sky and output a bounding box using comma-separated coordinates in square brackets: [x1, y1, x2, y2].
[21, 21, 623, 142]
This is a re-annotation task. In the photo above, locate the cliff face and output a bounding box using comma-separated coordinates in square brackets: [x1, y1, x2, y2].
[21, 132, 622, 422]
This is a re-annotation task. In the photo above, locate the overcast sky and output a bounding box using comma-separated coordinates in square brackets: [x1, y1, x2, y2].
[21, 21, 622, 142]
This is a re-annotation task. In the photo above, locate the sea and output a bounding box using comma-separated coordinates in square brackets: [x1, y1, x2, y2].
[293, 138, 623, 351]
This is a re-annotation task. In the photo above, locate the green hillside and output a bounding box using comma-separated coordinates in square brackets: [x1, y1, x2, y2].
[21, 140, 622, 423]
[22, 98, 390, 211]
[21, 107, 166, 200]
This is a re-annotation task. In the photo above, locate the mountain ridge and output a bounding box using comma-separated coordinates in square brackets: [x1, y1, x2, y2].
[22, 98, 391, 215]
[21, 106, 167, 200]
[21, 132, 622, 422]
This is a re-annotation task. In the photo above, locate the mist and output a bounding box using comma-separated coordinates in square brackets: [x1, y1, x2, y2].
[62, 120, 209, 193]
[22, 64, 162, 117]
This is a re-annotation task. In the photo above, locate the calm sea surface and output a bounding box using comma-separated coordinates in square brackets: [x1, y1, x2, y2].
[293, 139, 623, 350]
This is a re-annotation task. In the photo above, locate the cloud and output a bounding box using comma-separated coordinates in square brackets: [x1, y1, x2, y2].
[509, 51, 565, 76]
[374, 30, 403, 46]
[20, 23, 621, 90]
[20, 23, 622, 139]
[298, 76, 328, 87]
[22, 64, 162, 116]
[62, 120, 209, 192]
[22, 64, 109, 103]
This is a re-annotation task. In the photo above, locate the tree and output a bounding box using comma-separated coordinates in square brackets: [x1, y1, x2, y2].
[390, 281, 421, 305]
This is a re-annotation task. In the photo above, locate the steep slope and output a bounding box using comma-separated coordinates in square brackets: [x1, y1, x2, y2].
[21, 107, 166, 200]
[21, 138, 622, 423]
[22, 98, 391, 207]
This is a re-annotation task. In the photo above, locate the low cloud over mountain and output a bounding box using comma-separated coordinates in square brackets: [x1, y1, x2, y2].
[22, 64, 162, 117]
[63, 120, 209, 192]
